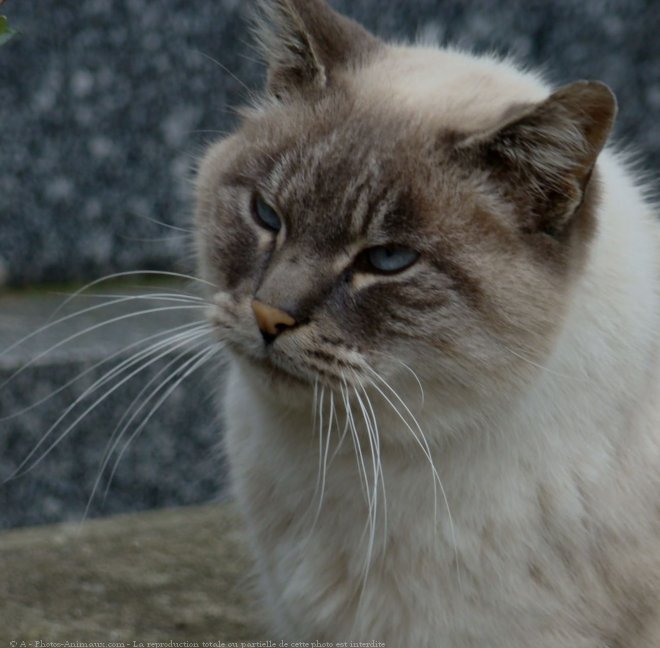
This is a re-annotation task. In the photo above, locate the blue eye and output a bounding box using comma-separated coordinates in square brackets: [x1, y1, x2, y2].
[363, 245, 420, 274]
[253, 195, 282, 232]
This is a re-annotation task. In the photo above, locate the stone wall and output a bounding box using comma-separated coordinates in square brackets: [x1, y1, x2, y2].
[0, 0, 658, 529]
[1, 0, 658, 286]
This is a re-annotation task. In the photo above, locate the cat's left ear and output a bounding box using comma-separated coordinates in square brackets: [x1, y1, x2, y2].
[460, 80, 617, 239]
[253, 0, 382, 96]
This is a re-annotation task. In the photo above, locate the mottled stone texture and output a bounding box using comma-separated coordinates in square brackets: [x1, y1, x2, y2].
[1, 0, 658, 528]
[0, 287, 225, 530]
[0, 359, 225, 529]
[1, 0, 659, 287]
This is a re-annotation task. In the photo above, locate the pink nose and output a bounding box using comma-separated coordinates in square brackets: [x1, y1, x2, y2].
[251, 299, 297, 342]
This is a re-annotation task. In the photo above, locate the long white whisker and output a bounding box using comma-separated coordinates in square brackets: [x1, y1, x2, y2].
[327, 396, 350, 468]
[1, 295, 178, 363]
[116, 283, 211, 299]
[130, 215, 193, 233]
[312, 384, 326, 506]
[339, 373, 377, 599]
[86, 335, 214, 515]
[372, 351, 425, 405]
[321, 391, 334, 507]
[499, 342, 585, 383]
[302, 381, 325, 542]
[308, 388, 334, 535]
[0, 320, 209, 423]
[351, 378, 380, 590]
[4, 326, 211, 482]
[365, 366, 439, 513]
[340, 376, 369, 503]
[354, 373, 388, 551]
[196, 50, 258, 100]
[42, 269, 215, 325]
[396, 360, 425, 406]
[365, 365, 463, 590]
[117, 234, 192, 244]
[102, 344, 221, 505]
[0, 304, 206, 392]
[48, 291, 209, 304]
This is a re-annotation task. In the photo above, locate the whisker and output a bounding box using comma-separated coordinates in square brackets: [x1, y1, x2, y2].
[499, 341, 586, 383]
[339, 373, 377, 594]
[0, 320, 209, 423]
[195, 50, 258, 100]
[396, 360, 425, 405]
[321, 391, 334, 510]
[302, 381, 324, 540]
[0, 304, 207, 393]
[42, 269, 216, 325]
[372, 351, 425, 405]
[127, 215, 193, 233]
[46, 292, 208, 304]
[350, 377, 381, 590]
[364, 366, 438, 511]
[0, 287, 210, 366]
[1, 295, 163, 363]
[117, 234, 192, 244]
[102, 344, 222, 506]
[354, 372, 388, 551]
[365, 365, 463, 591]
[115, 283, 211, 300]
[339, 376, 370, 504]
[308, 387, 334, 535]
[327, 397, 350, 468]
[85, 340, 208, 516]
[4, 326, 211, 483]
[312, 384, 326, 506]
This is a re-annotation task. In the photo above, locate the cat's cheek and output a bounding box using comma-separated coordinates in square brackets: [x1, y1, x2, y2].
[200, 218, 260, 294]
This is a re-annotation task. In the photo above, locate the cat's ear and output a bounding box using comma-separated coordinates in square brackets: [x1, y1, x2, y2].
[461, 81, 617, 238]
[253, 0, 381, 96]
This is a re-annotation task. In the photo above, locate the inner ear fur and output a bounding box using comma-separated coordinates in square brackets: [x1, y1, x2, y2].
[461, 81, 617, 238]
[253, 0, 382, 96]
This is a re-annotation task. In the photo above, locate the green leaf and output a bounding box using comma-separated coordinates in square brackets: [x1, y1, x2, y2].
[0, 15, 18, 46]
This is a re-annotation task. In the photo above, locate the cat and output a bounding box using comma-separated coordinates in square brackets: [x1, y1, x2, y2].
[194, 0, 660, 646]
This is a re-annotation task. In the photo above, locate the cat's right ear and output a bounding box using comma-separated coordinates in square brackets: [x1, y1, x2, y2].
[252, 0, 382, 97]
[455, 81, 617, 241]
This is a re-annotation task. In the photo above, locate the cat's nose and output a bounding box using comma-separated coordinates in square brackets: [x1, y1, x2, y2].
[251, 299, 297, 344]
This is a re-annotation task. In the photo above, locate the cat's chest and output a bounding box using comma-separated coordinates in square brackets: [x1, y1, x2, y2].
[223, 370, 650, 645]
[226, 413, 587, 645]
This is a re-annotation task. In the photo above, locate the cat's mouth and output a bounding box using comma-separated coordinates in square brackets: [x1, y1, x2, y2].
[208, 296, 365, 387]
[221, 334, 316, 386]
[249, 351, 311, 386]
[233, 338, 354, 389]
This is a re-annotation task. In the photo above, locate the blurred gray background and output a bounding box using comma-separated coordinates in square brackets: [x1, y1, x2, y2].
[0, 0, 658, 529]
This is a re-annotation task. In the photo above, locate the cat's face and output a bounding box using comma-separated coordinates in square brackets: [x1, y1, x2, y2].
[195, 0, 615, 410]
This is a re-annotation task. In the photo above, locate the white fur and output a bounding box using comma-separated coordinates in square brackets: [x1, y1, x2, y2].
[221, 47, 660, 647]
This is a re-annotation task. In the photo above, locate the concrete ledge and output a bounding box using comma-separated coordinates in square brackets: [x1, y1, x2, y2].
[0, 503, 262, 641]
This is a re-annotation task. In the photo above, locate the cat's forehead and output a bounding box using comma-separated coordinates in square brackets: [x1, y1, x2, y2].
[350, 46, 548, 134]
[238, 44, 551, 215]
[249, 98, 417, 170]
[264, 115, 407, 199]
[231, 45, 552, 245]
[261, 114, 434, 247]
[239, 101, 432, 242]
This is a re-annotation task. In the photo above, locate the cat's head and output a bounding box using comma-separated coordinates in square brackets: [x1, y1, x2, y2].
[195, 0, 616, 411]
